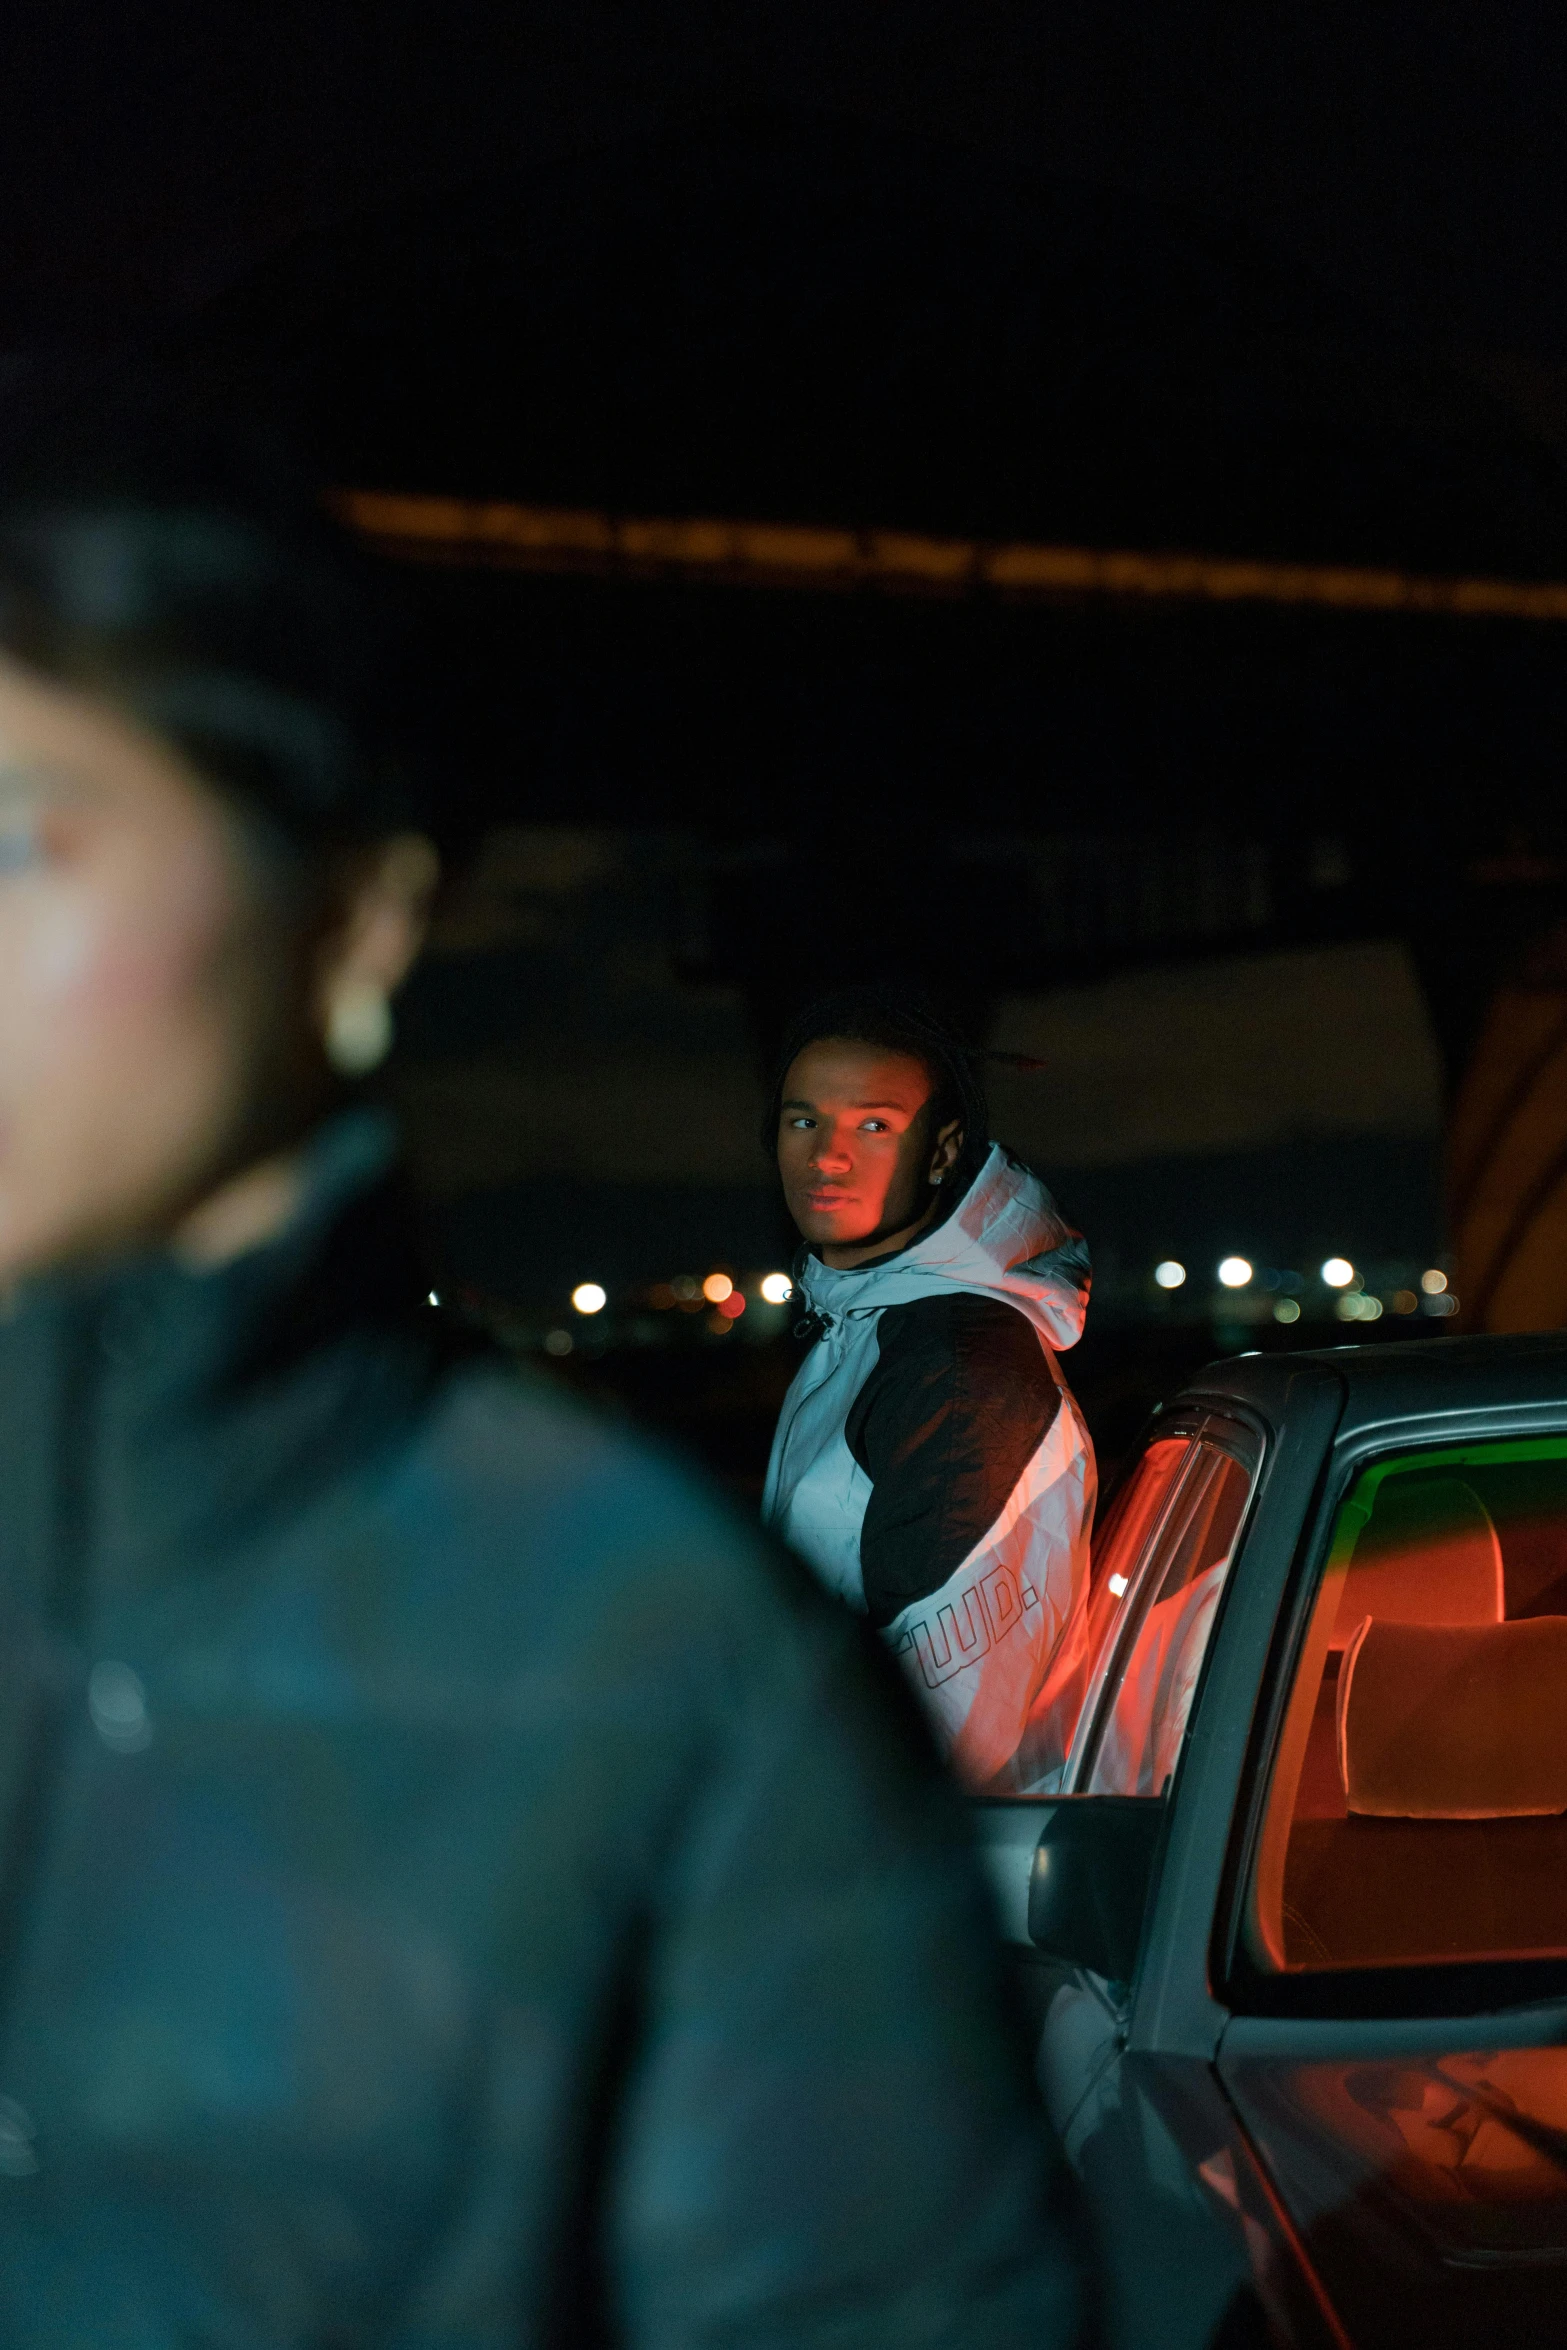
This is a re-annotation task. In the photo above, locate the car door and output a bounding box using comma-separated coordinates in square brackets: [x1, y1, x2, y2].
[975, 1410, 1263, 1920]
[974, 1410, 1263, 2065]
[970, 1416, 1207, 1944]
[1026, 1412, 1282, 2343]
[1216, 1417, 1567, 2347]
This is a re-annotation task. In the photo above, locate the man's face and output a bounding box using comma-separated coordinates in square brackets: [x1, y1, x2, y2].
[776, 1037, 945, 1266]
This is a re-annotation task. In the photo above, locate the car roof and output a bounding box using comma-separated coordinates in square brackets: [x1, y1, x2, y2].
[1168, 1329, 1567, 1439]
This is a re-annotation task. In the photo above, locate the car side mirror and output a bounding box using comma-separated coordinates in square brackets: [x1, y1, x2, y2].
[1028, 1795, 1166, 1981]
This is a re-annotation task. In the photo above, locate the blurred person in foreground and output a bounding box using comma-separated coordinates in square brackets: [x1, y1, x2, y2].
[763, 993, 1096, 1793]
[0, 365, 1086, 2349]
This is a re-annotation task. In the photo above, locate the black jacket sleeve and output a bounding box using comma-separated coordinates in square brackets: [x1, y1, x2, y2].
[845, 1293, 1062, 1631]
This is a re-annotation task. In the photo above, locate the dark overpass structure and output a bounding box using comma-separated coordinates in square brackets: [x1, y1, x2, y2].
[182, 111, 1567, 1327]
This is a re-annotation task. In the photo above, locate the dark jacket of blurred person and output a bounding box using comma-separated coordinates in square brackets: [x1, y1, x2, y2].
[0, 1112, 1085, 2347]
[0, 365, 1087, 2347]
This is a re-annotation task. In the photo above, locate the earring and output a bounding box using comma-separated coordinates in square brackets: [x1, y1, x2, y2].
[931, 1172, 944, 1186]
[325, 981, 393, 1076]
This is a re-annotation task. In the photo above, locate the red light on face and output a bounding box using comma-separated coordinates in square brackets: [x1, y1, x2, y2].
[718, 1292, 745, 1319]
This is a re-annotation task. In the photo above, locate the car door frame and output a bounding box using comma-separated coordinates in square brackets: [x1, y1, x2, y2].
[1022, 1365, 1339, 2154]
[1121, 1358, 1348, 2061]
[1058, 1411, 1245, 1798]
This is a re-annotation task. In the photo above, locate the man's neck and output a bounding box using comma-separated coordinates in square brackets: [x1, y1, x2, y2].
[819, 1194, 942, 1271]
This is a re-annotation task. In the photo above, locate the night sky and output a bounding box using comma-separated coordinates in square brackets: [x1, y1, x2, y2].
[3, 4, 1566, 364]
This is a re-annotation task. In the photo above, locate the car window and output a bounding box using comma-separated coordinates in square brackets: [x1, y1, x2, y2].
[1005, 1430, 1198, 1791]
[1250, 1435, 1567, 1974]
[1070, 1420, 1259, 1797]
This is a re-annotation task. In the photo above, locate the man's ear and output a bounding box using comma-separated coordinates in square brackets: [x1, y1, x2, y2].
[929, 1117, 963, 1185]
[316, 833, 439, 1072]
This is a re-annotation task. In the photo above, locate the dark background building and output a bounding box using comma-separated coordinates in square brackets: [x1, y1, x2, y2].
[11, 4, 1567, 1478]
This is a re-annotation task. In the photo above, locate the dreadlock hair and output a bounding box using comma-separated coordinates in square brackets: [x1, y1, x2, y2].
[761, 987, 991, 1200]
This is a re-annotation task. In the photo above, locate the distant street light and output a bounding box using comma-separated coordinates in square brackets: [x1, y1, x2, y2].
[1217, 1257, 1253, 1289]
[571, 1282, 607, 1316]
[760, 1272, 793, 1304]
[1154, 1260, 1187, 1289]
[1321, 1257, 1355, 1288]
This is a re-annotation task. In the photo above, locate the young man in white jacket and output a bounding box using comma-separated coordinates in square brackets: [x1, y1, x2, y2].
[762, 991, 1096, 1790]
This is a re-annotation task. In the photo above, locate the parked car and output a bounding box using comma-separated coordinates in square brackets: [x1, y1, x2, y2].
[977, 1334, 1567, 2348]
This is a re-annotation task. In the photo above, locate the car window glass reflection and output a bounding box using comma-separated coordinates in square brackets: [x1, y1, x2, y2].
[1251, 1435, 1567, 1973]
[1061, 1419, 1259, 1785]
[1044, 1433, 1194, 1772]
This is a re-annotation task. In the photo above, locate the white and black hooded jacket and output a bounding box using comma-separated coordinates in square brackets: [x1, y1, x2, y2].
[762, 1145, 1095, 1789]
